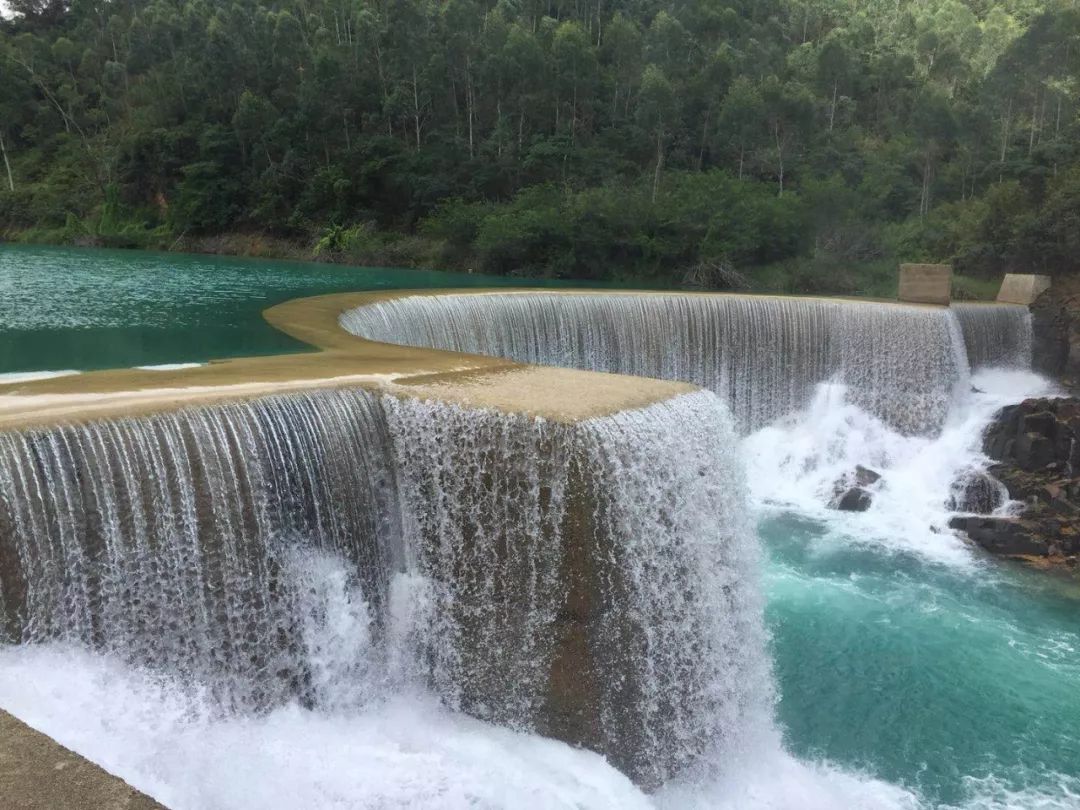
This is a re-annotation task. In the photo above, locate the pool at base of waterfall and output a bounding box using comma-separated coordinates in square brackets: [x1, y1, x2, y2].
[1, 369, 1077, 810]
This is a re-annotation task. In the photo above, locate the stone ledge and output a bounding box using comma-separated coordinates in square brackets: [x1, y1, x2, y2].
[0, 710, 165, 810]
[997, 273, 1052, 306]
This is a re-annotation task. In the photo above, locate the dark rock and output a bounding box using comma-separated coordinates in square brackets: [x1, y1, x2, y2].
[950, 516, 1051, 556]
[854, 465, 881, 487]
[1030, 283, 1076, 380]
[829, 467, 880, 511]
[972, 395, 1080, 566]
[1020, 411, 1058, 439]
[1015, 432, 1055, 471]
[834, 487, 873, 512]
[948, 470, 1005, 514]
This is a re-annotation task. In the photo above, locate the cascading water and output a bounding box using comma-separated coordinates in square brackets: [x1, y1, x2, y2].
[2, 289, 1076, 810]
[0, 389, 396, 708]
[951, 302, 1033, 369]
[342, 293, 992, 434]
[0, 382, 766, 799]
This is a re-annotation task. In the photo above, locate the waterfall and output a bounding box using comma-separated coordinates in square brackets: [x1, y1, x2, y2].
[342, 293, 980, 434]
[382, 390, 765, 785]
[0, 389, 396, 709]
[0, 384, 760, 787]
[574, 391, 768, 785]
[951, 303, 1033, 370]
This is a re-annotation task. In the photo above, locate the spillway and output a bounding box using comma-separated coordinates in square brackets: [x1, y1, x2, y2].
[342, 293, 1032, 434]
[951, 302, 1033, 369]
[0, 288, 1045, 805]
[0, 383, 759, 787]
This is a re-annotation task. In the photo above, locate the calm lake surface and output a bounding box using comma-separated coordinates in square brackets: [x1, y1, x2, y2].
[0, 244, 588, 374]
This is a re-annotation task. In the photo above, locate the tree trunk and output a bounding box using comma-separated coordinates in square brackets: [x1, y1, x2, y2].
[0, 131, 13, 192]
[829, 80, 838, 131]
[412, 66, 423, 150]
[920, 149, 932, 218]
[697, 107, 711, 171]
[466, 58, 475, 158]
[652, 129, 664, 204]
[571, 80, 578, 144]
[1028, 89, 1039, 155]
[774, 122, 784, 196]
[999, 97, 1012, 181]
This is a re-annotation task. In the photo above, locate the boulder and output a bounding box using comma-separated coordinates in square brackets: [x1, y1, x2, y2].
[1020, 410, 1058, 438]
[834, 487, 873, 512]
[854, 465, 882, 487]
[959, 398, 1080, 566]
[829, 466, 881, 512]
[947, 470, 1005, 514]
[949, 516, 1051, 556]
[1015, 432, 1055, 471]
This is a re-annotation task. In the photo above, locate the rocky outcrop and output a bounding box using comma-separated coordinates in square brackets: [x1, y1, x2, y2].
[947, 468, 1006, 514]
[1030, 276, 1080, 391]
[830, 465, 881, 512]
[950, 398, 1080, 565]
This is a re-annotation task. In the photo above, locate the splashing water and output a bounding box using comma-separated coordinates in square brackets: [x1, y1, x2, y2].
[1, 289, 1076, 810]
[0, 385, 780, 802]
[743, 368, 1061, 566]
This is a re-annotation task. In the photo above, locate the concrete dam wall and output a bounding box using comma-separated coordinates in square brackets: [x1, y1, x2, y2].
[0, 289, 1032, 794]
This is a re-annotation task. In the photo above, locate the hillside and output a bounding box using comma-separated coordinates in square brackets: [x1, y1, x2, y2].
[1, 0, 1078, 292]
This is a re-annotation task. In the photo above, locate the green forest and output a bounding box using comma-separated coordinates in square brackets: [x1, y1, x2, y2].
[1, 0, 1078, 293]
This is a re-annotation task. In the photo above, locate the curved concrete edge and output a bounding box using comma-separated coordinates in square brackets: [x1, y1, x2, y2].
[0, 289, 698, 432]
[0, 286, 1018, 433]
[0, 710, 166, 810]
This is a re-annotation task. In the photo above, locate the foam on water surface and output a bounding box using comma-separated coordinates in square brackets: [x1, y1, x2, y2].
[743, 368, 1062, 566]
[0, 369, 81, 384]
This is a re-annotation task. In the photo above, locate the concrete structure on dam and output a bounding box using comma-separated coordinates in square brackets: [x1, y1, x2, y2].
[0, 288, 1035, 805]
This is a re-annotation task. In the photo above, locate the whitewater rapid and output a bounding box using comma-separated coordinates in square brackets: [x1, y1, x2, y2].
[2, 369, 1073, 810]
[745, 368, 1061, 566]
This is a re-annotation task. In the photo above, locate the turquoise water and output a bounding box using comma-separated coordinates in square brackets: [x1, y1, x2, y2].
[0, 244, 585, 374]
[764, 512, 1080, 808]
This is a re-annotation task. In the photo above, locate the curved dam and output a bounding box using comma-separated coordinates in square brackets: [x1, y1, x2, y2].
[342, 292, 1032, 433]
[0, 288, 1040, 806]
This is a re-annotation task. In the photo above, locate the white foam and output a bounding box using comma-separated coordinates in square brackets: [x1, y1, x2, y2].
[0, 369, 80, 384]
[0, 644, 652, 810]
[134, 363, 204, 371]
[657, 738, 922, 810]
[743, 369, 1060, 567]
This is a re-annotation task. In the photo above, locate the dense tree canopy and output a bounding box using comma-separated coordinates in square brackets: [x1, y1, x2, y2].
[1, 0, 1078, 289]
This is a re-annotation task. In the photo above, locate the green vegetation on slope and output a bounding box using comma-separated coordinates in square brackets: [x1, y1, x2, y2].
[1, 0, 1078, 293]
